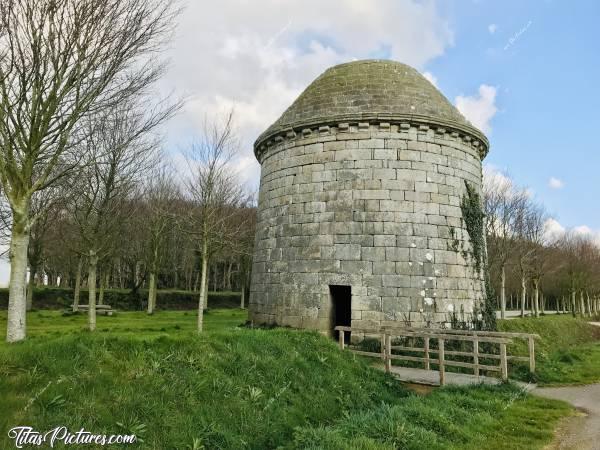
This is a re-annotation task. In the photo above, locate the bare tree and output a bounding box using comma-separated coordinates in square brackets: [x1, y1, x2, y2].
[234, 206, 257, 309]
[70, 100, 171, 331]
[523, 202, 549, 318]
[557, 232, 587, 317]
[0, 0, 179, 342]
[143, 164, 178, 314]
[26, 186, 67, 309]
[513, 196, 533, 318]
[182, 111, 249, 332]
[484, 168, 528, 318]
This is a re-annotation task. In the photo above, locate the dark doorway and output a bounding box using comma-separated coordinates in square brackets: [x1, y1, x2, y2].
[330, 285, 351, 341]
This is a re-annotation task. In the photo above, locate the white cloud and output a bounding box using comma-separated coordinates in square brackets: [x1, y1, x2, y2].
[543, 219, 600, 248]
[573, 225, 593, 235]
[573, 225, 600, 247]
[455, 84, 498, 134]
[543, 218, 566, 243]
[548, 177, 564, 189]
[422, 71, 438, 88]
[159, 0, 455, 187]
[483, 163, 513, 192]
[488, 24, 497, 34]
[483, 163, 534, 200]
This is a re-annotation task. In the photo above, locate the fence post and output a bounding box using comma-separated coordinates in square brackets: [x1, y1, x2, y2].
[424, 336, 430, 370]
[438, 338, 445, 386]
[338, 329, 345, 350]
[380, 333, 386, 362]
[500, 343, 508, 381]
[385, 334, 392, 373]
[528, 336, 536, 373]
[473, 338, 480, 377]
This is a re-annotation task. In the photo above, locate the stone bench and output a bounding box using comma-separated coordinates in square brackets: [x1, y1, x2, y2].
[71, 304, 115, 316]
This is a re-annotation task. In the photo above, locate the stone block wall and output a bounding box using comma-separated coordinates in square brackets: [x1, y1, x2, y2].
[249, 120, 486, 332]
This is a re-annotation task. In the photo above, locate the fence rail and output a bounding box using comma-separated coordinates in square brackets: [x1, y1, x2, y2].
[334, 325, 538, 385]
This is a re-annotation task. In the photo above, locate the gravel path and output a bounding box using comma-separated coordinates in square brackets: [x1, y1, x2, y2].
[534, 384, 600, 450]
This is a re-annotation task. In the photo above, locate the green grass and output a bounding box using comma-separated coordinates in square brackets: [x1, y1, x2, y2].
[0, 309, 246, 342]
[0, 311, 571, 449]
[291, 384, 570, 450]
[499, 315, 600, 385]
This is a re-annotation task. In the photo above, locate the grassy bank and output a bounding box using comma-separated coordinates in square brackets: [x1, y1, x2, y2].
[498, 315, 600, 385]
[292, 383, 569, 450]
[0, 310, 570, 449]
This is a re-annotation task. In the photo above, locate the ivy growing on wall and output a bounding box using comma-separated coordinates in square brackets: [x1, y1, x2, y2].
[460, 182, 485, 273]
[459, 181, 497, 331]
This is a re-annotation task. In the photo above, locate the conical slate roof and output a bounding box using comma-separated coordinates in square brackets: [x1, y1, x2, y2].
[255, 59, 487, 151]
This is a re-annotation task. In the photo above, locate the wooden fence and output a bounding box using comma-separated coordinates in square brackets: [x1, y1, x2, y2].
[335, 325, 538, 385]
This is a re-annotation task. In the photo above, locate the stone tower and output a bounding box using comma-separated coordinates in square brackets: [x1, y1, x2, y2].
[249, 60, 489, 334]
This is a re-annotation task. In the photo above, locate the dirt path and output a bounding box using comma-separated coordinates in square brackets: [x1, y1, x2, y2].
[534, 384, 600, 450]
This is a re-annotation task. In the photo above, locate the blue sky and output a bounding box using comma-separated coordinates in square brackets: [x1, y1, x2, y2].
[429, 0, 600, 231]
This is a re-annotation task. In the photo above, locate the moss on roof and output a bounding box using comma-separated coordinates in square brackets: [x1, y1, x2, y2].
[256, 59, 487, 149]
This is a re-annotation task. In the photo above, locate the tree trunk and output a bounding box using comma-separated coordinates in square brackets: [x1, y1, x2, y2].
[118, 259, 124, 289]
[134, 260, 142, 288]
[500, 264, 506, 319]
[197, 239, 209, 333]
[580, 290, 585, 317]
[204, 277, 209, 310]
[212, 264, 217, 292]
[520, 275, 526, 318]
[98, 269, 105, 306]
[26, 265, 36, 311]
[533, 279, 540, 318]
[73, 257, 83, 311]
[6, 225, 30, 343]
[586, 291, 592, 318]
[147, 271, 156, 314]
[88, 251, 98, 332]
[185, 268, 192, 292]
[241, 267, 250, 309]
[226, 260, 233, 291]
[148, 244, 159, 314]
[541, 292, 545, 314]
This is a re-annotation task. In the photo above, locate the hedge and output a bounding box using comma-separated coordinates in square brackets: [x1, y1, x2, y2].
[0, 287, 242, 311]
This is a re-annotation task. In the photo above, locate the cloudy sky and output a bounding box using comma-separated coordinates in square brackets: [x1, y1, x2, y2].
[158, 0, 599, 230]
[1, 0, 599, 285]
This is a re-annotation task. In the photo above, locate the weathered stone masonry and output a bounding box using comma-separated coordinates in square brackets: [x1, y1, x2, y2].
[249, 60, 490, 333]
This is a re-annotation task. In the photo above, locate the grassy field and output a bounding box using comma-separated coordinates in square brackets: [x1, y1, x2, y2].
[0, 309, 246, 341]
[0, 310, 574, 449]
[498, 315, 600, 385]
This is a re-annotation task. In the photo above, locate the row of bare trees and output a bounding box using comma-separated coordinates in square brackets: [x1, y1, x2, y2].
[1, 105, 256, 339]
[484, 169, 600, 319]
[0, 0, 256, 342]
